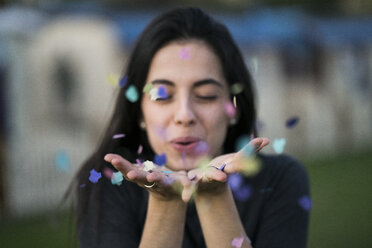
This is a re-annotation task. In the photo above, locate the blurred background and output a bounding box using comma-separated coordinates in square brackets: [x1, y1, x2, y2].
[0, 0, 371, 247]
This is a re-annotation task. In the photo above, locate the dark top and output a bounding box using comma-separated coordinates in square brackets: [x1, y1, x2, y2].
[78, 153, 310, 248]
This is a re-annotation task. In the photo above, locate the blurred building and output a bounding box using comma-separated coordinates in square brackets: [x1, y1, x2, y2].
[0, 4, 371, 217]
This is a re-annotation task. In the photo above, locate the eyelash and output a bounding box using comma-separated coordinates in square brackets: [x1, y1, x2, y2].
[155, 95, 218, 101]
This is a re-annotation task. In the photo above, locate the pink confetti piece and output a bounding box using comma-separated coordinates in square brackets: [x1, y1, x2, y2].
[103, 167, 114, 179]
[178, 47, 190, 60]
[136, 159, 143, 166]
[137, 145, 143, 154]
[224, 101, 236, 118]
[113, 133, 125, 139]
[232, 237, 244, 248]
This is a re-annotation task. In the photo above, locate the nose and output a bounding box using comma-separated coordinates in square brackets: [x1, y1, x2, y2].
[174, 98, 196, 126]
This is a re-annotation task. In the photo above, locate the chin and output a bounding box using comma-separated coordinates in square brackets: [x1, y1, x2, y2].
[167, 155, 208, 172]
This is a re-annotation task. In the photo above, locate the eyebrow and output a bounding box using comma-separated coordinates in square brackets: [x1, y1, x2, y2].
[150, 78, 223, 88]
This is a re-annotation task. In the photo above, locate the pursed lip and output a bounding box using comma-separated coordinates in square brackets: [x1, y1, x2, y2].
[170, 136, 202, 153]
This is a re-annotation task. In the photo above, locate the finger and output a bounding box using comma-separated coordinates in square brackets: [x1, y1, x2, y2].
[204, 167, 227, 182]
[182, 184, 197, 202]
[104, 154, 135, 175]
[256, 137, 270, 152]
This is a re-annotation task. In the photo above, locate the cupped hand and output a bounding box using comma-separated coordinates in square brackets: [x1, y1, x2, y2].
[104, 154, 194, 202]
[186, 137, 270, 195]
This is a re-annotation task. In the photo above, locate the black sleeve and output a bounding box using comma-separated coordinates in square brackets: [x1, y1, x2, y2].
[253, 155, 310, 248]
[78, 177, 147, 248]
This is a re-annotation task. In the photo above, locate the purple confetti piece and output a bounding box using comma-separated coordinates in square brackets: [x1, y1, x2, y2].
[218, 163, 226, 171]
[286, 116, 299, 128]
[194, 141, 209, 155]
[234, 184, 252, 201]
[137, 144, 143, 154]
[232, 237, 244, 248]
[157, 86, 168, 99]
[178, 47, 190, 60]
[298, 195, 312, 211]
[154, 153, 167, 166]
[189, 174, 196, 180]
[113, 133, 125, 139]
[228, 173, 243, 191]
[119, 75, 127, 88]
[136, 159, 143, 166]
[89, 169, 102, 183]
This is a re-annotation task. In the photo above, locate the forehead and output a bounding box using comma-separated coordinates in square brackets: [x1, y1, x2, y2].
[146, 39, 226, 86]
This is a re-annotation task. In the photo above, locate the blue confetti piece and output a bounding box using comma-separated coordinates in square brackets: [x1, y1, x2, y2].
[163, 170, 173, 174]
[55, 150, 70, 172]
[235, 135, 251, 152]
[119, 75, 127, 88]
[89, 169, 102, 183]
[273, 138, 286, 154]
[157, 86, 168, 99]
[154, 153, 167, 165]
[125, 85, 139, 102]
[298, 195, 312, 211]
[286, 116, 299, 128]
[228, 173, 243, 191]
[111, 171, 124, 186]
[234, 184, 252, 201]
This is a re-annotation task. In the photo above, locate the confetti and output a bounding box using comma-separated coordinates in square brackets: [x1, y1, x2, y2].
[149, 87, 159, 101]
[136, 159, 143, 166]
[143, 160, 155, 172]
[273, 138, 286, 154]
[119, 75, 127, 88]
[111, 171, 124, 186]
[235, 135, 251, 151]
[228, 173, 243, 191]
[218, 163, 226, 171]
[143, 83, 153, 93]
[239, 157, 261, 176]
[113, 133, 125, 139]
[137, 145, 143, 154]
[179, 47, 190, 60]
[234, 184, 252, 201]
[157, 86, 167, 99]
[149, 86, 168, 101]
[154, 153, 167, 166]
[55, 150, 70, 172]
[298, 195, 312, 211]
[103, 167, 114, 179]
[89, 169, 102, 183]
[286, 116, 300, 128]
[194, 141, 209, 155]
[224, 101, 236, 118]
[230, 83, 244, 95]
[106, 73, 119, 87]
[162, 170, 173, 174]
[125, 85, 139, 102]
[232, 237, 244, 248]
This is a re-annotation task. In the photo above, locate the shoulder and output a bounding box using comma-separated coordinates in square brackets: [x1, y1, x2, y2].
[255, 153, 310, 195]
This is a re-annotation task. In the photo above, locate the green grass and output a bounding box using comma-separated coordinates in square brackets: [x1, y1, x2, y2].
[303, 151, 372, 248]
[0, 151, 371, 248]
[0, 211, 76, 248]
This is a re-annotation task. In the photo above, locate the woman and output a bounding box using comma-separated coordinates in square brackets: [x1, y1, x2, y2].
[76, 7, 310, 248]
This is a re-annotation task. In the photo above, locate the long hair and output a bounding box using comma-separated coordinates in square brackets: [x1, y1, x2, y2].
[74, 6, 257, 239]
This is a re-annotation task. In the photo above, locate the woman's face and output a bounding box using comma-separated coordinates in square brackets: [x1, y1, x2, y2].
[141, 40, 234, 171]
